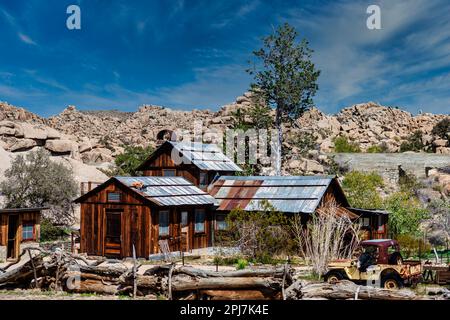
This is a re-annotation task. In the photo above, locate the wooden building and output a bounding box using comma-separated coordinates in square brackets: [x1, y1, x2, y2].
[136, 141, 242, 189]
[208, 175, 388, 239]
[0, 208, 45, 261]
[74, 176, 218, 258]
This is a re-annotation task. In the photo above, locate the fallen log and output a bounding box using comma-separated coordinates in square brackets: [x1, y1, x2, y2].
[173, 266, 291, 279]
[285, 280, 419, 300]
[171, 274, 283, 292]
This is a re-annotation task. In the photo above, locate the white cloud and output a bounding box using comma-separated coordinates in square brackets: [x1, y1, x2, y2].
[284, 0, 450, 113]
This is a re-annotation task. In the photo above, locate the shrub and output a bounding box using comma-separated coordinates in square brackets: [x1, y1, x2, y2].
[399, 130, 424, 152]
[291, 200, 361, 277]
[226, 200, 292, 262]
[366, 143, 389, 153]
[235, 258, 249, 270]
[398, 171, 423, 194]
[333, 136, 361, 153]
[342, 171, 384, 209]
[384, 192, 428, 237]
[431, 118, 450, 141]
[396, 234, 431, 259]
[40, 218, 69, 242]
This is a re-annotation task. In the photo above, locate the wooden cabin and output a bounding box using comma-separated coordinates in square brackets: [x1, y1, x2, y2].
[74, 176, 218, 259]
[136, 141, 242, 190]
[208, 175, 389, 239]
[0, 208, 45, 261]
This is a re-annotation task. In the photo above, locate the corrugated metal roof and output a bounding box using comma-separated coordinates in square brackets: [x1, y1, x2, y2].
[209, 175, 336, 214]
[169, 141, 242, 172]
[116, 176, 218, 207]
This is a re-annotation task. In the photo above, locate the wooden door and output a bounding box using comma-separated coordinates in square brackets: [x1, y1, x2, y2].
[105, 210, 122, 257]
[7, 215, 19, 260]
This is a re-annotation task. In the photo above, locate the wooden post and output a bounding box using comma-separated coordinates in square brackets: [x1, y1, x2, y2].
[168, 263, 175, 300]
[132, 244, 137, 299]
[27, 248, 39, 289]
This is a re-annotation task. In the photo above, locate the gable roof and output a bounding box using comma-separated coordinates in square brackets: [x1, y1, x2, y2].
[74, 176, 218, 207]
[208, 175, 348, 214]
[136, 141, 242, 172]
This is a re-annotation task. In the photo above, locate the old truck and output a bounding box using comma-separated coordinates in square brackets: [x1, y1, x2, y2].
[324, 239, 422, 289]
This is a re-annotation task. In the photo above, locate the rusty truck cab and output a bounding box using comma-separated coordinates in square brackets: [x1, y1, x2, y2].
[360, 239, 400, 265]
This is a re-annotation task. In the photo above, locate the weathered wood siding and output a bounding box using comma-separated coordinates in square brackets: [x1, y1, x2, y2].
[79, 181, 152, 258]
[0, 211, 41, 246]
[142, 148, 200, 186]
[79, 180, 214, 258]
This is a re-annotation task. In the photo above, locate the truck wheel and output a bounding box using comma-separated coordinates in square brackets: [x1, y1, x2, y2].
[325, 271, 343, 284]
[381, 275, 403, 290]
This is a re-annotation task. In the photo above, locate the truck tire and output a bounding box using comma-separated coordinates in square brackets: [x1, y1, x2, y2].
[381, 274, 403, 290]
[324, 271, 343, 284]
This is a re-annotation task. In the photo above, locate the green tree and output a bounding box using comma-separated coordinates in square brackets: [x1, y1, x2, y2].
[342, 171, 384, 209]
[248, 23, 320, 175]
[0, 149, 78, 225]
[104, 145, 154, 176]
[384, 191, 428, 237]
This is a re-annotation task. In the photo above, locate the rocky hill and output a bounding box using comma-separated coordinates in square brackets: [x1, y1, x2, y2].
[0, 95, 448, 178]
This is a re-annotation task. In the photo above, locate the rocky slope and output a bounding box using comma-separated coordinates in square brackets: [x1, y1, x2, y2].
[0, 96, 448, 178]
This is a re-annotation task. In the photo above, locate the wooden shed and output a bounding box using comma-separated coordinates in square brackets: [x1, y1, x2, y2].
[136, 141, 242, 189]
[0, 208, 45, 262]
[74, 176, 218, 259]
[208, 175, 389, 239]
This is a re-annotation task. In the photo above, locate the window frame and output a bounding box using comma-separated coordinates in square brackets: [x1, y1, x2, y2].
[181, 211, 189, 227]
[158, 210, 170, 237]
[194, 209, 206, 233]
[163, 169, 176, 177]
[22, 221, 35, 241]
[215, 213, 228, 231]
[107, 191, 121, 202]
[199, 172, 208, 188]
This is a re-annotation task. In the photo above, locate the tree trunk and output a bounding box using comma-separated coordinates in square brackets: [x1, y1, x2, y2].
[171, 275, 282, 292]
[285, 280, 419, 300]
[274, 111, 282, 175]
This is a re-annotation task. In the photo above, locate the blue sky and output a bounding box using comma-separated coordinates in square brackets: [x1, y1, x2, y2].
[0, 0, 449, 117]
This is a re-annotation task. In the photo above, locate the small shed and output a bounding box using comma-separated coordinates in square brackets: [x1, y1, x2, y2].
[208, 175, 388, 239]
[74, 176, 218, 258]
[347, 208, 389, 240]
[137, 141, 242, 189]
[0, 207, 45, 261]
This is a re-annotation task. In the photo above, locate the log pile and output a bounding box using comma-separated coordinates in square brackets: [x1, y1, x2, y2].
[0, 248, 292, 300]
[1, 248, 449, 300]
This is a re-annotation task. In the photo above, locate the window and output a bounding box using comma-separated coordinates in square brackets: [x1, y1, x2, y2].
[22, 222, 34, 241]
[360, 217, 370, 227]
[159, 211, 169, 236]
[163, 169, 176, 177]
[377, 215, 385, 232]
[195, 209, 205, 233]
[216, 214, 228, 230]
[199, 172, 208, 187]
[181, 211, 188, 227]
[107, 192, 121, 202]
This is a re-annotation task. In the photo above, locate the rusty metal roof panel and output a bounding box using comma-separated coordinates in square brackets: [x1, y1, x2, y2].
[115, 176, 218, 206]
[169, 141, 242, 172]
[211, 175, 335, 214]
